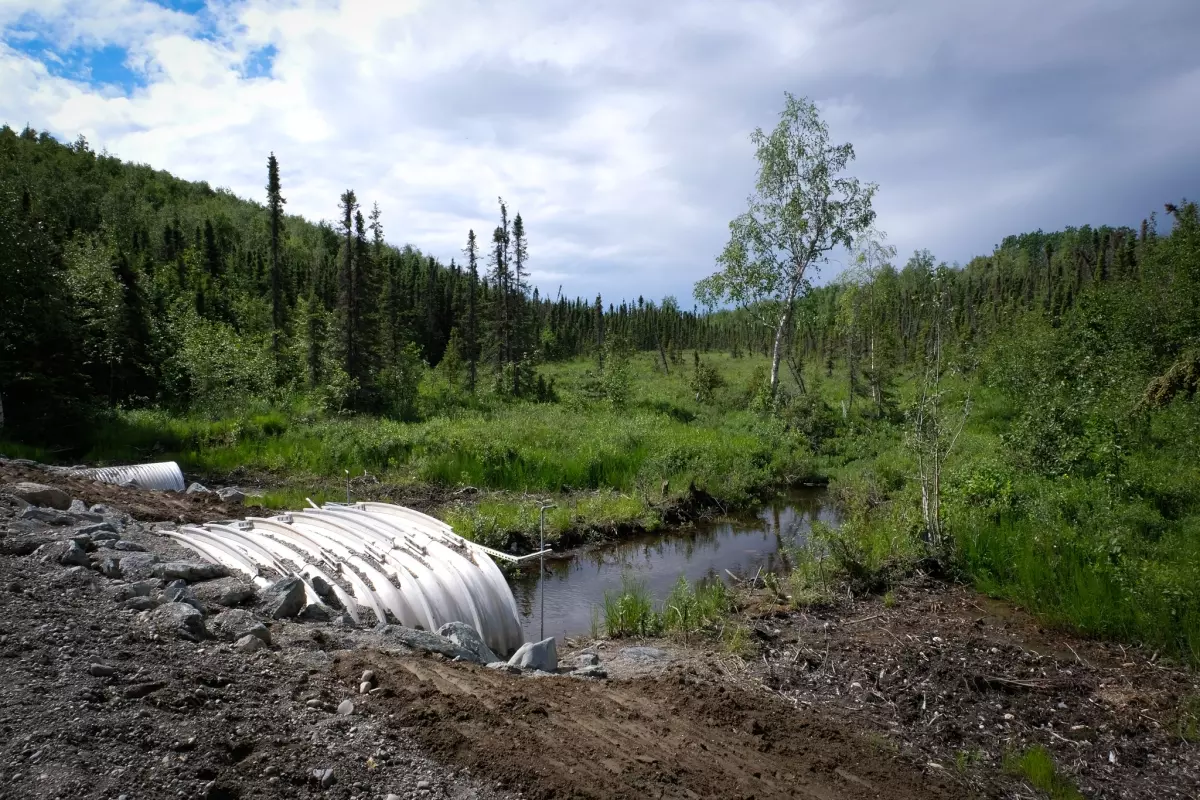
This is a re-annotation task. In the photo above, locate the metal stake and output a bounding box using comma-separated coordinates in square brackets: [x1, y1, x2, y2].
[538, 503, 556, 641]
[345, 469, 350, 504]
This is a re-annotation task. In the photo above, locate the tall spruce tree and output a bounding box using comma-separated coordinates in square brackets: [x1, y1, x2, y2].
[511, 212, 528, 396]
[266, 153, 286, 364]
[464, 229, 480, 393]
[336, 190, 358, 394]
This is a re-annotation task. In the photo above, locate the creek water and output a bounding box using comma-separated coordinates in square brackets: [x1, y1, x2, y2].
[508, 488, 841, 642]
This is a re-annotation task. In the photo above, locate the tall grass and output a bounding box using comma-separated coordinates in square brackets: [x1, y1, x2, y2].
[1002, 746, 1084, 800]
[601, 574, 734, 639]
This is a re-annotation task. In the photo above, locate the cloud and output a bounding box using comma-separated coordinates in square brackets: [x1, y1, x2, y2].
[2, 0, 1198, 303]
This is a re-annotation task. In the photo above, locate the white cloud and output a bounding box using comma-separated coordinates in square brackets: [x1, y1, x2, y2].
[2, 0, 1198, 301]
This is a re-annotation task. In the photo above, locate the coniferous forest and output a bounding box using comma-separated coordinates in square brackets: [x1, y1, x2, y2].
[2, 114, 1199, 663]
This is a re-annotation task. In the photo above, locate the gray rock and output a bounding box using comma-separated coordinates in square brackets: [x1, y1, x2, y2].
[20, 507, 73, 525]
[437, 621, 499, 665]
[113, 540, 146, 552]
[386, 795, 402, 800]
[152, 561, 229, 582]
[112, 580, 157, 601]
[68, 510, 106, 523]
[377, 625, 474, 661]
[8, 482, 71, 510]
[486, 662, 522, 674]
[104, 552, 161, 581]
[507, 637, 558, 672]
[35, 540, 90, 567]
[89, 504, 119, 518]
[570, 665, 608, 680]
[358, 681, 372, 694]
[70, 534, 93, 550]
[577, 652, 600, 667]
[235, 634, 266, 654]
[216, 487, 245, 504]
[124, 596, 160, 611]
[299, 601, 335, 622]
[185, 482, 211, 495]
[263, 576, 306, 618]
[417, 780, 431, 791]
[336, 699, 354, 716]
[619, 646, 669, 663]
[87, 663, 118, 677]
[210, 609, 271, 644]
[78, 521, 118, 537]
[190, 577, 257, 608]
[361, 670, 375, 684]
[140, 601, 207, 642]
[68, 499, 88, 513]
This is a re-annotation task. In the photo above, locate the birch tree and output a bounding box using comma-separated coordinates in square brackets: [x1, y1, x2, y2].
[695, 92, 876, 397]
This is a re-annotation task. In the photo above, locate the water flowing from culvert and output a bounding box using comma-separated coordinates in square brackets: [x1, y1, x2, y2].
[507, 488, 841, 642]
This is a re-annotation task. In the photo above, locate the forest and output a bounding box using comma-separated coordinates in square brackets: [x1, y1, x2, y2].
[1, 112, 1199, 664]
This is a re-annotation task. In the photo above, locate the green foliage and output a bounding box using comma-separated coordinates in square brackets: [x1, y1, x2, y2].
[603, 577, 660, 638]
[1002, 745, 1084, 800]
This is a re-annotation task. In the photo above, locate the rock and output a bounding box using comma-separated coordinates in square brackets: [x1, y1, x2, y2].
[437, 621, 499, 665]
[124, 681, 167, 699]
[210, 609, 271, 644]
[311, 768, 335, 789]
[361, 669, 375, 684]
[336, 699, 354, 716]
[163, 580, 204, 611]
[507, 637, 558, 672]
[486, 662, 522, 674]
[79, 521, 119, 537]
[570, 665, 608, 680]
[68, 510, 106, 523]
[216, 487, 245, 504]
[35, 540, 91, 567]
[186, 482, 211, 495]
[140, 601, 208, 642]
[377, 625, 474, 660]
[577, 652, 600, 667]
[107, 553, 162, 581]
[88, 663, 118, 677]
[8, 482, 71, 510]
[191, 577, 257, 608]
[619, 646, 669, 663]
[299, 602, 335, 621]
[417, 780, 431, 790]
[153, 561, 229, 582]
[235, 634, 266, 654]
[263, 577, 306, 618]
[113, 540, 146, 552]
[386, 795, 402, 800]
[359, 681, 372, 694]
[89, 503, 119, 518]
[124, 596, 160, 611]
[69, 499, 88, 513]
[19, 507, 73, 525]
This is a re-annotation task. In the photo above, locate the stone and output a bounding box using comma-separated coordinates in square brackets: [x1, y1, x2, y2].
[163, 581, 204, 611]
[89, 504, 119, 518]
[186, 482, 211, 495]
[361, 670, 375, 684]
[216, 487, 245, 504]
[569, 665, 608, 680]
[577, 652, 600, 667]
[486, 662, 521, 675]
[336, 699, 354, 716]
[298, 602, 334, 621]
[108, 553, 162, 581]
[68, 499, 88, 513]
[263, 576, 306, 618]
[386, 795, 402, 800]
[359, 681, 372, 694]
[507, 637, 558, 672]
[112, 580, 157, 601]
[68, 510, 106, 523]
[235, 634, 266, 654]
[19, 507, 73, 525]
[113, 541, 147, 552]
[8, 482, 71, 510]
[619, 646, 669, 663]
[417, 780, 431, 790]
[124, 596, 160, 611]
[312, 768, 335, 789]
[88, 663, 118, 677]
[210, 609, 271, 644]
[436, 621, 499, 665]
[377, 625, 474, 660]
[35, 540, 90, 567]
[152, 561, 229, 582]
[191, 577, 257, 608]
[139, 601, 208, 642]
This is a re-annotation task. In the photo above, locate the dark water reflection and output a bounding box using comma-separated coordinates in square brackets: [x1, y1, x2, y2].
[508, 488, 840, 641]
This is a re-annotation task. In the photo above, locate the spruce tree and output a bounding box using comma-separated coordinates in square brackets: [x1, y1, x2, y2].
[511, 212, 528, 395]
[463, 229, 479, 393]
[336, 190, 358, 394]
[266, 153, 286, 363]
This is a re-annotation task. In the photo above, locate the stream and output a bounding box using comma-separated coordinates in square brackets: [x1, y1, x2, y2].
[507, 488, 841, 642]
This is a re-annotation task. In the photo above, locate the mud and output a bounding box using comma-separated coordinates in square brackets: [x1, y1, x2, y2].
[334, 651, 962, 800]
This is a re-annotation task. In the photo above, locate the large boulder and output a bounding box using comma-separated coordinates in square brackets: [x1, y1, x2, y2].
[216, 487, 245, 505]
[507, 637, 558, 672]
[140, 602, 207, 642]
[190, 577, 257, 609]
[437, 622, 499, 665]
[378, 626, 474, 661]
[103, 553, 161, 581]
[7, 482, 71, 510]
[210, 609, 271, 644]
[19, 507, 73, 526]
[35, 540, 90, 568]
[152, 561, 229, 582]
[262, 576, 306, 618]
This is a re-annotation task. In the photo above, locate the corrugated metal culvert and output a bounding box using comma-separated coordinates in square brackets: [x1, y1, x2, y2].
[73, 461, 186, 492]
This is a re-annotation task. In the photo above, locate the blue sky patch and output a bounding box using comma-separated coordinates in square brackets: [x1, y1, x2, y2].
[242, 44, 277, 79]
[7, 30, 147, 91]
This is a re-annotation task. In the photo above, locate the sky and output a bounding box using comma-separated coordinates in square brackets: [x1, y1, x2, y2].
[2, 0, 1198, 305]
